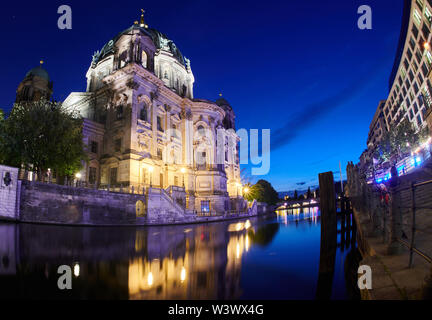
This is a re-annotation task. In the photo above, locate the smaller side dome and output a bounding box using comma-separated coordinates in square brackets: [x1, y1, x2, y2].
[26, 65, 50, 81]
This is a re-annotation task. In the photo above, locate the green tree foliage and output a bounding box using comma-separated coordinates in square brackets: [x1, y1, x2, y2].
[374, 119, 427, 166]
[0, 99, 87, 180]
[247, 222, 280, 247]
[244, 180, 279, 205]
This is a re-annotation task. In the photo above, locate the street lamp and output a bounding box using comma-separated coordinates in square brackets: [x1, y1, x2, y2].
[244, 187, 250, 197]
[75, 172, 82, 187]
[148, 166, 154, 188]
[424, 41, 430, 50]
[181, 167, 186, 188]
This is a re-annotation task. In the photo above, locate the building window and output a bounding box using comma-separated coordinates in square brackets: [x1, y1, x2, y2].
[89, 167, 97, 184]
[412, 24, 420, 38]
[157, 116, 163, 131]
[116, 105, 123, 120]
[426, 50, 432, 68]
[422, 21, 430, 39]
[141, 50, 147, 68]
[160, 173, 164, 188]
[201, 200, 210, 213]
[417, 114, 423, 126]
[425, 6, 432, 24]
[410, 37, 416, 50]
[110, 167, 117, 185]
[422, 63, 429, 77]
[414, 9, 422, 27]
[90, 141, 98, 154]
[139, 107, 147, 121]
[417, 0, 424, 9]
[115, 138, 121, 152]
[197, 151, 206, 170]
[157, 148, 162, 159]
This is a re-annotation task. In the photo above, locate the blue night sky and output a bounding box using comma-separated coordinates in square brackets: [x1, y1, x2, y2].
[0, 0, 403, 191]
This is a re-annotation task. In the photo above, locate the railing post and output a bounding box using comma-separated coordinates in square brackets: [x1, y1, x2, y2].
[387, 166, 403, 255]
[409, 181, 416, 268]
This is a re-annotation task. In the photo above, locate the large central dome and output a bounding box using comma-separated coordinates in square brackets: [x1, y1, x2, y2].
[92, 24, 187, 67]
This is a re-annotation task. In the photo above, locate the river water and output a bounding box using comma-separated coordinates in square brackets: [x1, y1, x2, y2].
[0, 208, 360, 300]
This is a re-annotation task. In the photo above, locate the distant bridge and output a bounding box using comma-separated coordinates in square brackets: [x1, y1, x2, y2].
[276, 198, 320, 210]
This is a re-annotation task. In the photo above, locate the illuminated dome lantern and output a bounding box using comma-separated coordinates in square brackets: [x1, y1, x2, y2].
[87, 13, 194, 98]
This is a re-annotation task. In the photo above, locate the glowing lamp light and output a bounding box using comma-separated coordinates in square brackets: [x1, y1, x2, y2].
[148, 166, 154, 173]
[424, 42, 430, 50]
[75, 173, 81, 179]
[73, 263, 80, 277]
[244, 187, 250, 194]
[147, 272, 154, 286]
[180, 168, 186, 174]
[180, 267, 186, 282]
[244, 220, 251, 229]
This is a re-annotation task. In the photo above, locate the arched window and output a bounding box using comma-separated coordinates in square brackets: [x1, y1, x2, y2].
[141, 50, 147, 68]
[139, 106, 148, 122]
[197, 125, 205, 136]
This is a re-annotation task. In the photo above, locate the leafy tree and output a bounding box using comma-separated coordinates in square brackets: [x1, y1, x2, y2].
[244, 180, 279, 205]
[0, 99, 87, 181]
[374, 119, 426, 166]
[244, 183, 265, 202]
[248, 223, 280, 247]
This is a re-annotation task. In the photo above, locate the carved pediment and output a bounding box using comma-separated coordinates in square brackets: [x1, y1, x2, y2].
[126, 79, 140, 90]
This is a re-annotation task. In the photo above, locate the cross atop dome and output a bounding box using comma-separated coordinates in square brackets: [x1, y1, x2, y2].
[139, 9, 148, 28]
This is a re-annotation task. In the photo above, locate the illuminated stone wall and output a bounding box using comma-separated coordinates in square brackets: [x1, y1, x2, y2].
[0, 165, 20, 220]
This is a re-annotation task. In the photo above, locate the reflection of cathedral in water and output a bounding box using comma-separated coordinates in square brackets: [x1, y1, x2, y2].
[128, 221, 251, 299]
[0, 219, 257, 299]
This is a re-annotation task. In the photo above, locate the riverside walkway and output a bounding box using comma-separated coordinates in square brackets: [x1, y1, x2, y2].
[346, 160, 432, 299]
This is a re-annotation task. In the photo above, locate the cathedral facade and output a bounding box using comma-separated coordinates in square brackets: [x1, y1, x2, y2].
[62, 15, 242, 214]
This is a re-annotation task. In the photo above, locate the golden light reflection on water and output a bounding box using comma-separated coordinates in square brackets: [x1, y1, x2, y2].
[276, 206, 319, 225]
[128, 222, 253, 300]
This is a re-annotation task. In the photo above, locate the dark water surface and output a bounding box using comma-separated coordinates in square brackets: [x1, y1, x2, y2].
[0, 208, 360, 299]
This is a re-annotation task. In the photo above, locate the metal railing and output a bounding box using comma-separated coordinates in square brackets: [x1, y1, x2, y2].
[382, 178, 432, 267]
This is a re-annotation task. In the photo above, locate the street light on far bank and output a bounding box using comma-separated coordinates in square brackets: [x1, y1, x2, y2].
[424, 41, 430, 50]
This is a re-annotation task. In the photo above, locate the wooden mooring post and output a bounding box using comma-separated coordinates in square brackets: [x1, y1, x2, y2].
[316, 171, 338, 300]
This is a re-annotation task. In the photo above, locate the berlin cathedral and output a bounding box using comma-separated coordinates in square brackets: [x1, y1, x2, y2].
[15, 12, 243, 214]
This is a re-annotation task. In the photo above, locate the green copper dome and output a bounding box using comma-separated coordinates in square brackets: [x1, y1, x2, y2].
[92, 24, 187, 67]
[26, 65, 50, 81]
